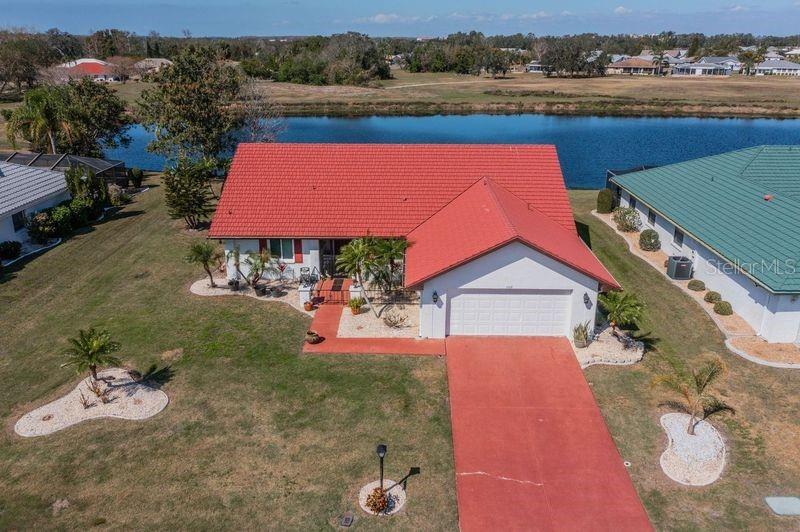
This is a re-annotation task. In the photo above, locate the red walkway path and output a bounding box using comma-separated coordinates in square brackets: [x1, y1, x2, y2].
[446, 336, 652, 532]
[302, 305, 445, 356]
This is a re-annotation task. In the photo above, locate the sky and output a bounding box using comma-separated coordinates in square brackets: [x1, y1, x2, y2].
[2, 0, 800, 37]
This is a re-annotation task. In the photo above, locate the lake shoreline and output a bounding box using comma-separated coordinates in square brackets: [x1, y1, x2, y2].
[273, 102, 800, 120]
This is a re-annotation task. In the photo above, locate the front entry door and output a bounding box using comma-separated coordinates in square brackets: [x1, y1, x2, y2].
[320, 239, 351, 277]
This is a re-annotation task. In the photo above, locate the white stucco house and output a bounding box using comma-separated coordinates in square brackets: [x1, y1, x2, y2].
[0, 162, 70, 244]
[209, 144, 619, 339]
[608, 146, 800, 344]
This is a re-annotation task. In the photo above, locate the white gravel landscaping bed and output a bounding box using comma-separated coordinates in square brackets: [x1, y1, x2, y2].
[14, 368, 168, 437]
[659, 412, 726, 486]
[574, 325, 644, 368]
[190, 276, 313, 316]
[338, 304, 419, 338]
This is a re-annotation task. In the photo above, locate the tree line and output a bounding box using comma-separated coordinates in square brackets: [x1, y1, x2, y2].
[3, 28, 800, 93]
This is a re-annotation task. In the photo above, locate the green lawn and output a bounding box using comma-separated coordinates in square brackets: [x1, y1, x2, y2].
[1, 182, 798, 530]
[570, 190, 800, 531]
[0, 179, 457, 529]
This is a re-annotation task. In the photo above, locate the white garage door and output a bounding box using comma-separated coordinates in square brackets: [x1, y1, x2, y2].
[448, 290, 571, 336]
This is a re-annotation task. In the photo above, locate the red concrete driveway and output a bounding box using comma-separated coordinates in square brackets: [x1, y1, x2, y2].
[446, 336, 652, 532]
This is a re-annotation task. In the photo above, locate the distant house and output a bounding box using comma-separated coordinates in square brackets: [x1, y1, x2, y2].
[672, 62, 731, 76]
[0, 162, 70, 243]
[698, 56, 741, 73]
[0, 152, 128, 184]
[606, 57, 659, 75]
[134, 58, 173, 75]
[754, 60, 800, 76]
[785, 48, 800, 58]
[55, 58, 119, 82]
[608, 146, 800, 344]
[525, 61, 546, 73]
[764, 51, 785, 61]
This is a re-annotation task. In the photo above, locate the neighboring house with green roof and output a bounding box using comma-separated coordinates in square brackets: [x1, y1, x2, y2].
[608, 146, 800, 344]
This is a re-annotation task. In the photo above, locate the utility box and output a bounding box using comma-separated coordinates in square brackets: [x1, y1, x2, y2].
[667, 256, 693, 280]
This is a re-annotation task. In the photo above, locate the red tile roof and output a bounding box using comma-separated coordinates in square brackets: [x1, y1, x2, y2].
[209, 143, 575, 238]
[404, 178, 619, 289]
[69, 62, 113, 76]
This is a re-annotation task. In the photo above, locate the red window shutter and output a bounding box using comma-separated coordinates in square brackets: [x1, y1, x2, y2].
[258, 239, 267, 253]
[293, 239, 303, 263]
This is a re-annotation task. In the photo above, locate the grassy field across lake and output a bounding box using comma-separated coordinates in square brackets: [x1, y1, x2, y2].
[260, 70, 800, 118]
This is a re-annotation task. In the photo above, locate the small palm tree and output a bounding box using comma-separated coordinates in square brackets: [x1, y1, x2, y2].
[61, 328, 122, 382]
[185, 241, 222, 287]
[336, 238, 372, 286]
[652, 355, 735, 435]
[243, 250, 271, 287]
[598, 291, 644, 333]
[369, 238, 409, 291]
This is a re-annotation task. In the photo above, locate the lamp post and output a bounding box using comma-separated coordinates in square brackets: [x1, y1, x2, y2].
[376, 444, 387, 490]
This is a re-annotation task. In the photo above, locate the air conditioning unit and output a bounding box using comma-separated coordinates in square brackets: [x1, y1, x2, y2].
[667, 256, 693, 280]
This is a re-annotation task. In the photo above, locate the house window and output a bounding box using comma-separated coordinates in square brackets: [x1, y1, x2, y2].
[647, 208, 656, 225]
[629, 196, 637, 210]
[12, 210, 26, 232]
[673, 228, 685, 248]
[269, 239, 294, 261]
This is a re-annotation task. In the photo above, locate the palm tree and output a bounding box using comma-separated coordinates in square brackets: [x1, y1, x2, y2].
[243, 250, 271, 287]
[336, 238, 372, 286]
[652, 355, 735, 435]
[651, 47, 667, 76]
[370, 238, 409, 291]
[61, 328, 122, 382]
[185, 241, 222, 287]
[598, 291, 644, 333]
[5, 86, 71, 154]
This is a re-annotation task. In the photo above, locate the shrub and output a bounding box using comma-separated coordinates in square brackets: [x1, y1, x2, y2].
[107, 184, 130, 207]
[714, 301, 733, 315]
[129, 167, 144, 188]
[704, 291, 721, 303]
[383, 309, 408, 328]
[69, 196, 98, 226]
[49, 205, 74, 237]
[365, 487, 388, 515]
[687, 279, 706, 291]
[348, 297, 365, 313]
[596, 188, 614, 214]
[572, 321, 590, 347]
[0, 240, 22, 260]
[26, 212, 58, 244]
[612, 207, 641, 232]
[639, 229, 660, 251]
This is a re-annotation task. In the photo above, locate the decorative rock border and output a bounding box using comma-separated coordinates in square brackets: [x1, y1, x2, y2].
[189, 277, 313, 316]
[659, 413, 726, 486]
[357, 479, 407, 516]
[14, 368, 168, 437]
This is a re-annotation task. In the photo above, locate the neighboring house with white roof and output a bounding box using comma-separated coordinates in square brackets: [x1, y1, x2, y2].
[0, 162, 70, 243]
[754, 59, 800, 76]
[672, 62, 731, 76]
[698, 56, 741, 72]
[134, 58, 173, 74]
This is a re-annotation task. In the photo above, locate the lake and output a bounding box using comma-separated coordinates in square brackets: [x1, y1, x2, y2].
[106, 114, 800, 189]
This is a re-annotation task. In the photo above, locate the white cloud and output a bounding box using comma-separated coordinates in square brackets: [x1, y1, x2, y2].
[614, 6, 633, 14]
[728, 5, 748, 11]
[357, 13, 434, 24]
